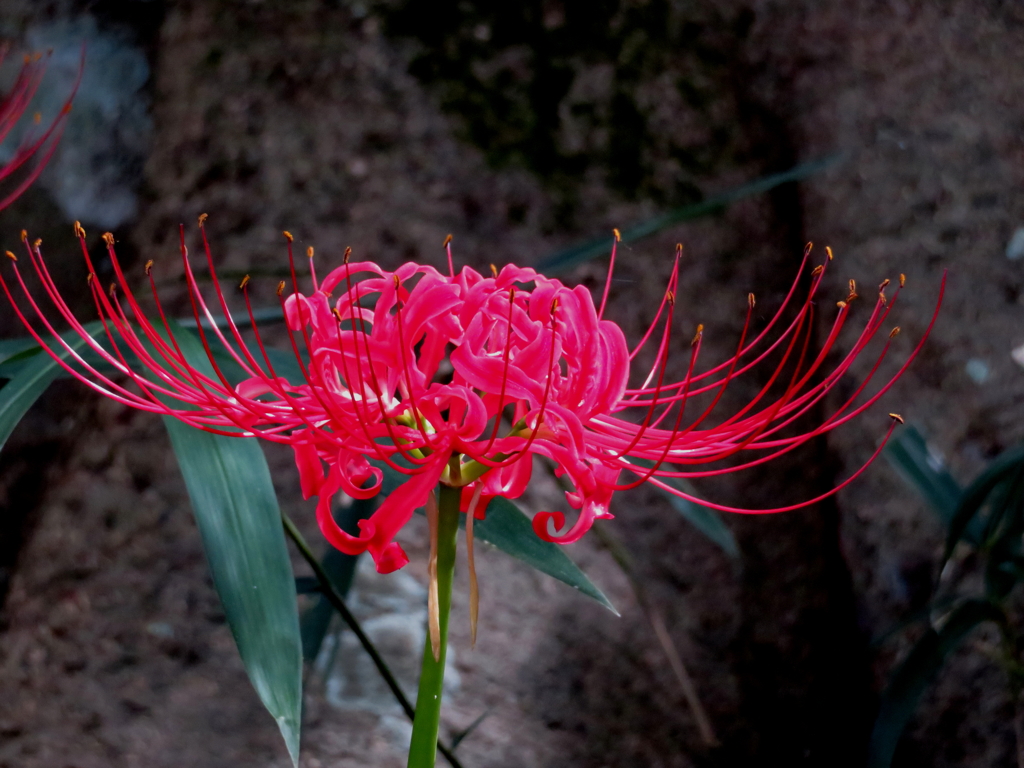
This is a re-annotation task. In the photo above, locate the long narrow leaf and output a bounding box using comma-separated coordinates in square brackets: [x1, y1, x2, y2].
[867, 599, 1005, 768]
[473, 497, 617, 614]
[0, 325, 100, 451]
[884, 425, 963, 526]
[536, 154, 843, 276]
[626, 458, 739, 560]
[944, 445, 1024, 565]
[160, 321, 302, 766]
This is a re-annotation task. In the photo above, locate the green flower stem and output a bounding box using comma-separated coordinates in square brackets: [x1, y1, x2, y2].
[280, 512, 464, 768]
[408, 483, 461, 768]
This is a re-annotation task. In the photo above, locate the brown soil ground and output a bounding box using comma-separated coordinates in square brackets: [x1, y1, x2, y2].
[1, 1, 1023, 767]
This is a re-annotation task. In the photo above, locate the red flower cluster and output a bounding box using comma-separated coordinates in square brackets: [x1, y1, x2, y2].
[2, 221, 942, 574]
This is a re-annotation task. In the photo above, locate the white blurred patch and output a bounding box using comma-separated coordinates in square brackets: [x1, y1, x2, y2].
[965, 358, 990, 384]
[1012, 343, 1024, 369]
[0, 15, 151, 228]
[1008, 227, 1024, 261]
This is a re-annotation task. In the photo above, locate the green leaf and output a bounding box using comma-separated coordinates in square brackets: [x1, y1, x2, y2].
[944, 445, 1024, 565]
[626, 458, 740, 560]
[473, 497, 617, 614]
[0, 326, 100, 451]
[159, 321, 302, 766]
[867, 599, 1005, 768]
[535, 154, 843, 276]
[883, 425, 963, 526]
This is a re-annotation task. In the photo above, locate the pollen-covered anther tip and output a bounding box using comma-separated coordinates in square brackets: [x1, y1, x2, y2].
[198, 213, 208, 227]
[849, 279, 857, 294]
[889, 413, 905, 424]
[102, 232, 115, 246]
[283, 230, 293, 242]
[878, 291, 887, 305]
[108, 283, 117, 298]
[20, 229, 27, 242]
[804, 242, 813, 257]
[443, 234, 453, 248]
[879, 278, 890, 291]
[836, 300, 847, 309]
[826, 245, 834, 261]
[889, 326, 901, 338]
[32, 238, 41, 249]
[691, 323, 704, 346]
[675, 243, 683, 256]
[343, 246, 352, 264]
[86, 273, 94, 284]
[666, 290, 675, 305]
[4, 250, 16, 262]
[276, 281, 286, 297]
[489, 263, 497, 278]
[73, 221, 86, 239]
[239, 275, 250, 290]
[306, 246, 314, 259]
[144, 259, 154, 275]
[393, 274, 401, 288]
[899, 273, 906, 288]
[613, 227, 621, 242]
[748, 292, 756, 308]
[811, 265, 824, 277]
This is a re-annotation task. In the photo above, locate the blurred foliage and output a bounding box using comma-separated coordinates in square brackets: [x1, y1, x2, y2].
[872, 427, 1024, 767]
[379, 0, 754, 217]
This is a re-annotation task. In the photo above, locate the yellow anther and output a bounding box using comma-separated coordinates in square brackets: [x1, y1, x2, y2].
[676, 243, 683, 255]
[748, 292, 756, 309]
[899, 273, 906, 288]
[283, 230, 293, 242]
[509, 287, 516, 300]
[889, 413, 904, 424]
[343, 246, 352, 264]
[443, 234, 453, 248]
[198, 213, 208, 227]
[879, 278, 890, 291]
[276, 281, 286, 296]
[666, 290, 675, 305]
[4, 250, 15, 262]
[20, 230, 27, 242]
[889, 326, 901, 338]
[393, 274, 401, 288]
[490, 263, 498, 278]
[804, 242, 813, 257]
[86, 273, 94, 283]
[691, 324, 704, 346]
[102, 232, 115, 246]
[306, 246, 314, 259]
[239, 275, 251, 290]
[32, 238, 41, 248]
[613, 228, 621, 242]
[847, 292, 858, 302]
[551, 297, 559, 314]
[73, 221, 86, 239]
[331, 307, 343, 322]
[108, 283, 117, 298]
[849, 279, 856, 294]
[144, 260, 154, 275]
[811, 264, 824, 277]
[879, 291, 887, 305]
[836, 300, 847, 309]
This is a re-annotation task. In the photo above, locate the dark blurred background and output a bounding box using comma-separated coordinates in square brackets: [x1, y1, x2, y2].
[0, 1, 1022, 767]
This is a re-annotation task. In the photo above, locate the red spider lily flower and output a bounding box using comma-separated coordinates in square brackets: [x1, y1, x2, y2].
[0, 47, 78, 210]
[1, 220, 943, 578]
